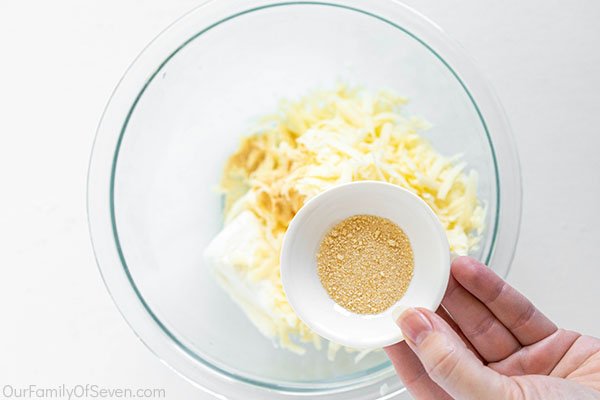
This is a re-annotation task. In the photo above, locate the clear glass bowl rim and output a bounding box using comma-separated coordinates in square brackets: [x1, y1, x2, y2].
[87, 0, 523, 398]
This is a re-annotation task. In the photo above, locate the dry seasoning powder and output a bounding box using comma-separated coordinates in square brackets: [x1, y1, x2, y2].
[317, 215, 414, 314]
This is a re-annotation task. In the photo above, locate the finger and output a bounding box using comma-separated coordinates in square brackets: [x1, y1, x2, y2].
[442, 273, 521, 362]
[436, 305, 485, 362]
[384, 341, 452, 400]
[452, 257, 557, 345]
[490, 329, 581, 376]
[397, 308, 512, 400]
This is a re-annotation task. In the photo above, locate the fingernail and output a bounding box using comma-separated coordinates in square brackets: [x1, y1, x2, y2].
[391, 305, 409, 323]
[397, 308, 433, 345]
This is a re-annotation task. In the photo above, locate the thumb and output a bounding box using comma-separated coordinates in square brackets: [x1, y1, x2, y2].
[397, 308, 509, 400]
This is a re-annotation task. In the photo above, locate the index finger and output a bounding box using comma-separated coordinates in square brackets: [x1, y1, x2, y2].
[451, 257, 557, 345]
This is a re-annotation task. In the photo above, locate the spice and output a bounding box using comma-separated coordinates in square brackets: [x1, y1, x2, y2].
[317, 215, 414, 314]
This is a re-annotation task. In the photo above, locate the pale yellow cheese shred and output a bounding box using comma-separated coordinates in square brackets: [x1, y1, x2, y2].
[217, 85, 485, 354]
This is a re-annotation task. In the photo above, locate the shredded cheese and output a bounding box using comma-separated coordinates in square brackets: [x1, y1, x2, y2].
[208, 85, 485, 355]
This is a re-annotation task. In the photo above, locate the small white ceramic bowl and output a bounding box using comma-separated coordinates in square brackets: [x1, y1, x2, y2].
[281, 181, 450, 349]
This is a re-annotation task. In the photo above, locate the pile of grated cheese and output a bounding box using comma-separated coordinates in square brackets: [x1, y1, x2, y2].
[207, 85, 485, 355]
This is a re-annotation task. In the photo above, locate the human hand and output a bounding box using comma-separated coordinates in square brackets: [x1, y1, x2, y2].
[384, 257, 600, 400]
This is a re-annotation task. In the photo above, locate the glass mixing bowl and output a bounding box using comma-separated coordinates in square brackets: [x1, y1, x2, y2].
[87, 0, 522, 398]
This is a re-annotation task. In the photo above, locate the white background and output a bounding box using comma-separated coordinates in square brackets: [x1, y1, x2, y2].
[0, 0, 599, 399]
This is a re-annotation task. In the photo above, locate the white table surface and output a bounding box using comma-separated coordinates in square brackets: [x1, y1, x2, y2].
[1, 1, 598, 399]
